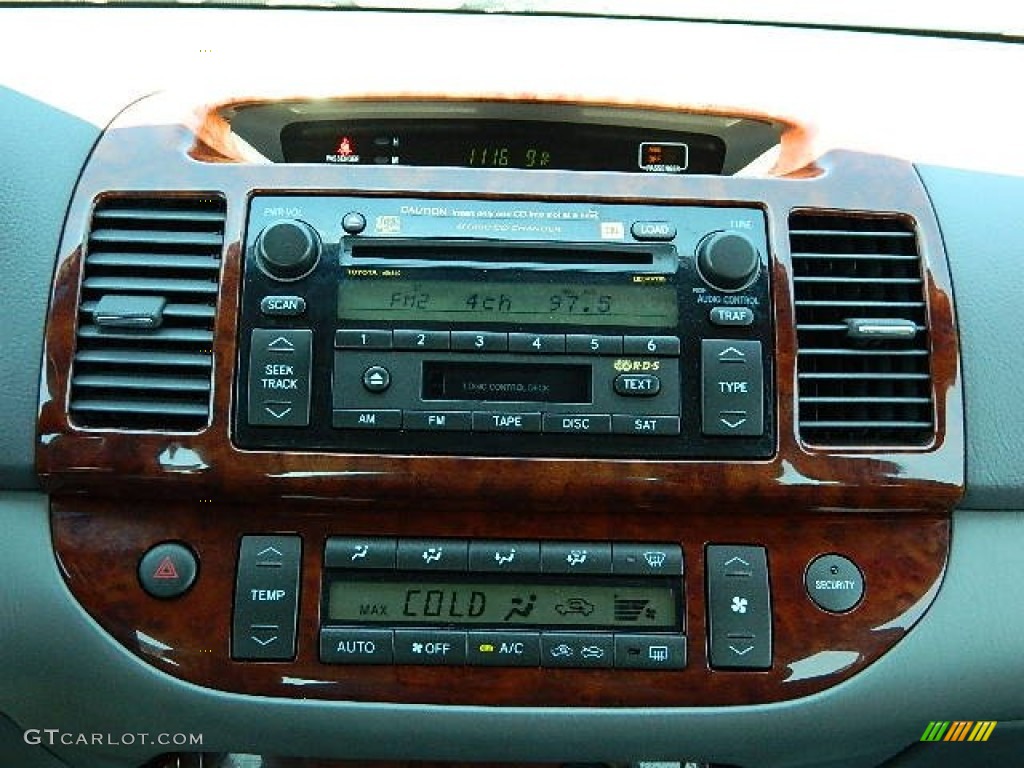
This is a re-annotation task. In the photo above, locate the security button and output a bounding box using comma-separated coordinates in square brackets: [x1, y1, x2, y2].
[805, 554, 865, 613]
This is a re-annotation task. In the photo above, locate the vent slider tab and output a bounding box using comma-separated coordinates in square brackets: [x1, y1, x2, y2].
[93, 295, 166, 329]
[845, 317, 918, 341]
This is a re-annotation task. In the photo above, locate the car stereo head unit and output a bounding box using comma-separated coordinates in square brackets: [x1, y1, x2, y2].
[234, 196, 773, 459]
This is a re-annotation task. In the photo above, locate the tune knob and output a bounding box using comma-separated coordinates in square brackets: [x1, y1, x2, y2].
[696, 231, 760, 292]
[256, 219, 321, 280]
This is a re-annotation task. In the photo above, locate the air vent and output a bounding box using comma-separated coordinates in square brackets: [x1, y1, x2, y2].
[69, 196, 226, 430]
[790, 212, 934, 446]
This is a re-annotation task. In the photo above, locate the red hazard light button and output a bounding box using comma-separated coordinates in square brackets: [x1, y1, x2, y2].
[138, 542, 198, 599]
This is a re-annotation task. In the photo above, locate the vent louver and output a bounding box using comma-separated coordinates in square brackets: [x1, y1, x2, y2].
[790, 212, 934, 446]
[69, 196, 226, 430]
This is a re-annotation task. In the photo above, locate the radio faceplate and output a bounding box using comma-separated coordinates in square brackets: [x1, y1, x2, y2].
[234, 196, 774, 458]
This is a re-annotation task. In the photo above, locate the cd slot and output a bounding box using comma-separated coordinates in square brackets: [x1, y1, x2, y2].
[348, 240, 665, 270]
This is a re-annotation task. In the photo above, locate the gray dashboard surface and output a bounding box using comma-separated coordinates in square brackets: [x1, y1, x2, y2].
[0, 87, 100, 490]
[918, 165, 1024, 510]
[1, 491, 1021, 768]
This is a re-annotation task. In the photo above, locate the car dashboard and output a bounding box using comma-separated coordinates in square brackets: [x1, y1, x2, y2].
[1, 7, 1023, 768]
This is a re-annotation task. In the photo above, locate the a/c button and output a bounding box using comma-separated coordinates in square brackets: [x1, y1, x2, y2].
[467, 631, 541, 667]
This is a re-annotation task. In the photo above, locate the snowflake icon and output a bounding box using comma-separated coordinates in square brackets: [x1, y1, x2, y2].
[730, 596, 748, 614]
[412, 642, 424, 654]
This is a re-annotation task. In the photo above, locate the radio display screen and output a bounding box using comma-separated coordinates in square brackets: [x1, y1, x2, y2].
[423, 362, 591, 403]
[338, 280, 678, 327]
[326, 579, 679, 630]
[281, 119, 726, 174]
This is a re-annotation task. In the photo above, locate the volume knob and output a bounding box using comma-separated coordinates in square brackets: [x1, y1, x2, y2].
[696, 231, 760, 292]
[256, 219, 321, 280]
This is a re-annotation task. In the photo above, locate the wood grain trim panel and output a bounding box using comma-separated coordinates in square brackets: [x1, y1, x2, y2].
[38, 92, 962, 705]
[35, 93, 965, 511]
[52, 499, 949, 706]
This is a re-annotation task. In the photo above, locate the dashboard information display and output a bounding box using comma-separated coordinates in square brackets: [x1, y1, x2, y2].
[281, 119, 726, 174]
[337, 280, 679, 327]
[327, 580, 679, 629]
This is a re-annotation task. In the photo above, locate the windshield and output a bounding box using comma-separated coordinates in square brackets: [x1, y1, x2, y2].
[8, 0, 1024, 38]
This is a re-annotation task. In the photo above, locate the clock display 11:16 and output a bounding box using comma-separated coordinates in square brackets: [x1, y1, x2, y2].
[466, 146, 552, 168]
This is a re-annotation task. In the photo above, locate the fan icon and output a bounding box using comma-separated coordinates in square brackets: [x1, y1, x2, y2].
[730, 596, 748, 614]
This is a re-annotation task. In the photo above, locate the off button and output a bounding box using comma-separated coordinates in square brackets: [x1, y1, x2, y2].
[394, 630, 467, 665]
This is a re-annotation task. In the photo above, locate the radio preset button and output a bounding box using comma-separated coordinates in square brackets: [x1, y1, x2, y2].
[542, 414, 612, 434]
[710, 306, 754, 327]
[362, 365, 392, 393]
[472, 412, 542, 433]
[332, 409, 402, 430]
[565, 334, 623, 356]
[341, 211, 367, 235]
[320, 628, 393, 665]
[397, 539, 469, 571]
[335, 329, 393, 349]
[623, 336, 681, 356]
[541, 633, 614, 669]
[467, 631, 541, 667]
[468, 540, 541, 573]
[394, 329, 451, 350]
[394, 630, 467, 666]
[404, 411, 472, 431]
[259, 295, 306, 317]
[611, 415, 681, 436]
[452, 331, 508, 352]
[324, 537, 397, 569]
[630, 221, 677, 242]
[613, 373, 661, 397]
[541, 542, 612, 574]
[508, 333, 566, 354]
